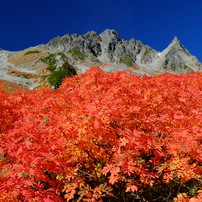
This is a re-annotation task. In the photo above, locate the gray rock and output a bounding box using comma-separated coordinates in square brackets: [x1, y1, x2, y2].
[44, 29, 202, 73]
[154, 37, 202, 72]
[98, 29, 122, 62]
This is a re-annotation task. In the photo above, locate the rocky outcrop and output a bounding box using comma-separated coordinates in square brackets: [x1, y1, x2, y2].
[153, 37, 201, 71]
[45, 31, 102, 57]
[45, 29, 202, 72]
[45, 29, 158, 65]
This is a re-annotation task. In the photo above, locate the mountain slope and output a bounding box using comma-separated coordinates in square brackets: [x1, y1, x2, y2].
[45, 29, 202, 72]
[153, 37, 201, 72]
[0, 29, 202, 92]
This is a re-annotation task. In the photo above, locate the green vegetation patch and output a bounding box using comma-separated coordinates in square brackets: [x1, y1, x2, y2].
[47, 67, 72, 88]
[163, 65, 176, 71]
[0, 168, 10, 175]
[119, 54, 135, 66]
[46, 59, 57, 72]
[47, 61, 76, 89]
[18, 74, 31, 79]
[171, 65, 177, 71]
[68, 49, 87, 60]
[142, 47, 152, 57]
[90, 55, 100, 63]
[21, 172, 29, 178]
[24, 50, 39, 55]
[41, 53, 66, 72]
[163, 66, 168, 70]
[41, 53, 77, 88]
[23, 74, 31, 79]
[40, 53, 57, 64]
[184, 65, 193, 71]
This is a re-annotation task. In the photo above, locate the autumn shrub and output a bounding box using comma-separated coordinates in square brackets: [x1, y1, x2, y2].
[0, 67, 202, 201]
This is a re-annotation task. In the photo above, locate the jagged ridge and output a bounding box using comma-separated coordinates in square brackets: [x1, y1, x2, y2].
[45, 29, 202, 72]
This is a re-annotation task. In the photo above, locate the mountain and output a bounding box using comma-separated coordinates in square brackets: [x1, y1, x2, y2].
[0, 29, 201, 92]
[45, 29, 202, 72]
[153, 37, 201, 72]
[45, 29, 158, 67]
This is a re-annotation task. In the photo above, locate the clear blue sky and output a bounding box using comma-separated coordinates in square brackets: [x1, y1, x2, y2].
[1, 0, 202, 61]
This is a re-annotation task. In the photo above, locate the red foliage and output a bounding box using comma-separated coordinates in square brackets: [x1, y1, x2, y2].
[0, 67, 202, 201]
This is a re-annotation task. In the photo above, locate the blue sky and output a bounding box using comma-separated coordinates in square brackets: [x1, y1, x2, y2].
[1, 0, 202, 61]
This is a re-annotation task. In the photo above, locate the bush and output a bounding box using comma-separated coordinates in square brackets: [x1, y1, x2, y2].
[47, 66, 74, 89]
[0, 68, 202, 201]
[41, 53, 77, 88]
[24, 50, 39, 55]
[46, 59, 57, 72]
[40, 54, 56, 63]
[46, 61, 76, 89]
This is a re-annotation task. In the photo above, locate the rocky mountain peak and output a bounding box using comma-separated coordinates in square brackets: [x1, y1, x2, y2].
[99, 29, 121, 41]
[44, 29, 202, 72]
[171, 36, 180, 43]
[166, 36, 186, 52]
[154, 36, 202, 72]
[83, 31, 98, 39]
[97, 29, 122, 62]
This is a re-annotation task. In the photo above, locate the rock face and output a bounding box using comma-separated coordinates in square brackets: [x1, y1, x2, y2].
[153, 37, 201, 72]
[45, 29, 202, 72]
[45, 31, 102, 57]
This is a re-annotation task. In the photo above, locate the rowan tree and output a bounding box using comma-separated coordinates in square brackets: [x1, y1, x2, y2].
[0, 67, 201, 201]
